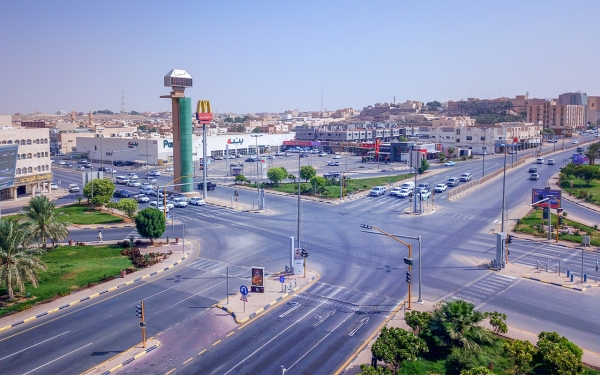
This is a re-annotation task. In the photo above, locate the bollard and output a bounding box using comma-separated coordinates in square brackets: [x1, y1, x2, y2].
[566, 269, 570, 277]
[570, 274, 574, 282]
[584, 274, 587, 283]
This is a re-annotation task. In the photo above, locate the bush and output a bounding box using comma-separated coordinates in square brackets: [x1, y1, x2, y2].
[445, 348, 481, 374]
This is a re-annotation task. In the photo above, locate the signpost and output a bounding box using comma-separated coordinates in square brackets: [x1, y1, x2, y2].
[240, 285, 248, 312]
[280, 275, 285, 292]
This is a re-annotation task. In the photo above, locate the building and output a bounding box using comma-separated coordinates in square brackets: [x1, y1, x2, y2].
[587, 96, 600, 126]
[526, 100, 586, 136]
[0, 124, 52, 201]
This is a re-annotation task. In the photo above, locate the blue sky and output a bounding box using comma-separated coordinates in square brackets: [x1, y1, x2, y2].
[1, 1, 597, 115]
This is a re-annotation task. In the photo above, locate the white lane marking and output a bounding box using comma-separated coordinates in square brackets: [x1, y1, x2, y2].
[279, 302, 301, 318]
[173, 279, 226, 305]
[349, 317, 369, 337]
[22, 342, 93, 375]
[493, 274, 517, 280]
[222, 302, 326, 375]
[286, 312, 354, 372]
[0, 331, 70, 361]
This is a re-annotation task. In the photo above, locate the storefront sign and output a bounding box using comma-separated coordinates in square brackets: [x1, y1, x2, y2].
[17, 173, 53, 184]
[227, 138, 244, 145]
[163, 140, 174, 148]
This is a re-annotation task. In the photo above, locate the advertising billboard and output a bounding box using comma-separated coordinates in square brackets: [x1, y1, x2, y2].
[0, 145, 19, 191]
[572, 154, 588, 165]
[532, 188, 561, 209]
[251, 266, 264, 293]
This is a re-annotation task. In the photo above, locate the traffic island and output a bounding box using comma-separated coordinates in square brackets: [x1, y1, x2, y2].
[215, 270, 318, 324]
[82, 339, 161, 375]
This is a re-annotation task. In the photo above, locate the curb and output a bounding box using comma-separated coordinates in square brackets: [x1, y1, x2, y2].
[88, 341, 161, 375]
[73, 224, 135, 230]
[215, 273, 318, 324]
[0, 252, 190, 334]
[522, 275, 600, 291]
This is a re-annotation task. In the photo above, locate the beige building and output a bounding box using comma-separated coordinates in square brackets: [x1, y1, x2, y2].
[431, 116, 476, 128]
[0, 126, 52, 200]
[526, 101, 586, 136]
[587, 96, 600, 126]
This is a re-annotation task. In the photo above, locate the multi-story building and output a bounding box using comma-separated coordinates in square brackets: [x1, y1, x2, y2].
[0, 123, 52, 201]
[587, 96, 600, 126]
[526, 100, 586, 136]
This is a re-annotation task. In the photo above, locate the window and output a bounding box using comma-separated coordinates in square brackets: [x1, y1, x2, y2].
[16, 168, 21, 175]
[1, 141, 5, 144]
[7, 140, 11, 144]
[37, 166, 41, 172]
[45, 152, 48, 157]
[481, 137, 486, 141]
[28, 167, 33, 173]
[27, 153, 32, 159]
[16, 154, 20, 160]
[21, 153, 25, 159]
[21, 140, 25, 145]
[466, 136, 472, 140]
[456, 139, 460, 143]
[456, 129, 461, 135]
[26, 139, 31, 145]
[46, 164, 49, 170]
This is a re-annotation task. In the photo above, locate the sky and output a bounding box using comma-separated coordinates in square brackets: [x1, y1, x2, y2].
[1, 1, 598, 115]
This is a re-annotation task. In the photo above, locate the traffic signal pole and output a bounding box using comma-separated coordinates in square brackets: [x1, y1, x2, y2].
[136, 301, 146, 348]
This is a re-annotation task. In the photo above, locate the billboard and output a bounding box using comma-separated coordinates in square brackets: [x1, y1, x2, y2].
[572, 154, 588, 165]
[251, 266, 264, 293]
[0, 145, 19, 190]
[532, 188, 561, 209]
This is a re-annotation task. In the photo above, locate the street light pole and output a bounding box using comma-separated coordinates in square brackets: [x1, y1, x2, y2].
[297, 151, 301, 249]
[501, 144, 508, 233]
[482, 127, 487, 177]
[251, 134, 262, 208]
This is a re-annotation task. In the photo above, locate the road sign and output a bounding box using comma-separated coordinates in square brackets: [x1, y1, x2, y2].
[279, 275, 285, 283]
[139, 321, 146, 328]
[240, 285, 249, 295]
[240, 294, 248, 302]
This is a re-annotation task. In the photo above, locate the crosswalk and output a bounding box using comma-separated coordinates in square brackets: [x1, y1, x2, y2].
[430, 211, 501, 224]
[187, 258, 271, 279]
[170, 204, 239, 222]
[511, 241, 599, 277]
[449, 273, 518, 307]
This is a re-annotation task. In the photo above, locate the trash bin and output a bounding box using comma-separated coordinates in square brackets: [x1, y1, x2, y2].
[175, 236, 180, 244]
[69, 239, 74, 246]
[120, 270, 126, 278]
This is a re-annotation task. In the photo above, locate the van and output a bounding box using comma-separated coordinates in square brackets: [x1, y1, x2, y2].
[536, 157, 544, 164]
[460, 173, 472, 182]
[400, 181, 415, 191]
[116, 176, 129, 184]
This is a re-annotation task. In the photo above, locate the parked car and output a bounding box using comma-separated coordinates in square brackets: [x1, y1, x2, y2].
[397, 188, 412, 198]
[434, 183, 447, 193]
[113, 160, 124, 166]
[548, 159, 556, 165]
[328, 161, 340, 166]
[508, 150, 516, 154]
[114, 189, 130, 198]
[528, 167, 538, 173]
[245, 157, 257, 162]
[274, 151, 285, 156]
[323, 171, 341, 178]
[530, 173, 540, 180]
[135, 194, 150, 203]
[123, 161, 135, 166]
[84, 163, 94, 169]
[68, 184, 80, 193]
[127, 180, 141, 187]
[50, 183, 59, 190]
[390, 187, 403, 197]
[189, 197, 206, 205]
[333, 154, 342, 159]
[369, 186, 386, 196]
[446, 177, 460, 187]
[148, 170, 161, 176]
[318, 152, 328, 157]
[196, 182, 216, 190]
[443, 161, 455, 166]
[78, 159, 89, 164]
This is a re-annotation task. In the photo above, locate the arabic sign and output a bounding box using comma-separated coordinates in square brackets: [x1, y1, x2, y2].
[0, 145, 18, 190]
[17, 172, 53, 185]
[532, 188, 561, 209]
[227, 138, 244, 145]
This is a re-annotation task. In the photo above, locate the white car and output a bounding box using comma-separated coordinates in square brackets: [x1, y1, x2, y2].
[149, 202, 169, 213]
[397, 188, 412, 198]
[333, 155, 342, 159]
[369, 186, 386, 196]
[148, 170, 161, 176]
[171, 197, 188, 208]
[50, 183, 59, 190]
[318, 152, 328, 157]
[189, 197, 205, 205]
[68, 184, 80, 193]
[164, 167, 174, 172]
[434, 184, 447, 193]
[390, 187, 403, 197]
[572, 140, 579, 144]
[59, 161, 66, 165]
[140, 182, 153, 189]
[135, 194, 150, 203]
[417, 189, 431, 200]
[147, 177, 157, 184]
[127, 180, 141, 187]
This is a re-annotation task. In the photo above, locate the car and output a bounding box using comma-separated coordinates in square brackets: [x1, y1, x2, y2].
[165, 201, 175, 210]
[318, 152, 328, 157]
[148, 190, 164, 197]
[149, 202, 169, 213]
[114, 189, 130, 198]
[333, 155, 342, 159]
[68, 184, 80, 193]
[148, 170, 161, 176]
[140, 188, 154, 196]
[572, 140, 579, 144]
[328, 161, 340, 166]
[323, 171, 341, 178]
[459, 173, 472, 182]
[147, 177, 157, 184]
[169, 193, 187, 201]
[113, 160, 124, 166]
[397, 188, 412, 198]
[196, 182, 216, 190]
[50, 183, 59, 190]
[443, 161, 455, 166]
[127, 180, 141, 187]
[266, 155, 274, 159]
[78, 159, 89, 164]
[508, 150, 516, 154]
[416, 189, 431, 200]
[528, 167, 538, 173]
[434, 184, 447, 193]
[245, 157, 257, 162]
[78, 166, 86, 170]
[135, 194, 150, 203]
[123, 161, 134, 166]
[548, 159, 556, 165]
[417, 182, 431, 191]
[274, 151, 285, 156]
[189, 197, 206, 205]
[170, 197, 188, 208]
[446, 177, 460, 187]
[369, 186, 386, 196]
[126, 173, 138, 180]
[140, 182, 153, 189]
[165, 167, 174, 172]
[390, 187, 403, 196]
[84, 162, 93, 168]
[213, 156, 224, 160]
[59, 161, 66, 165]
[530, 173, 540, 180]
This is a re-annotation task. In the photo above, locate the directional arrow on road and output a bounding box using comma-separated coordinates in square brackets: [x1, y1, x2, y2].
[349, 317, 369, 336]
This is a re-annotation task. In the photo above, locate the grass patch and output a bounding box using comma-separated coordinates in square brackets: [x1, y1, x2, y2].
[0, 245, 133, 316]
[560, 178, 600, 206]
[268, 173, 414, 198]
[55, 204, 124, 225]
[514, 209, 600, 246]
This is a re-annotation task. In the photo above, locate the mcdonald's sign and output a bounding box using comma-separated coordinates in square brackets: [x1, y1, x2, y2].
[196, 100, 213, 124]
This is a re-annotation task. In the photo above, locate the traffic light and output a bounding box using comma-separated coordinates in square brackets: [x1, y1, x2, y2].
[403, 257, 413, 266]
[235, 190, 239, 197]
[301, 249, 309, 258]
[505, 234, 513, 244]
[135, 303, 143, 319]
[558, 216, 563, 225]
[94, 145, 97, 150]
[406, 271, 411, 283]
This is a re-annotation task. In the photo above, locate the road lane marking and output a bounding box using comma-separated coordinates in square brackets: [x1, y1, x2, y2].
[223, 301, 326, 375]
[183, 357, 193, 365]
[212, 340, 222, 346]
[0, 331, 70, 361]
[226, 332, 235, 337]
[165, 368, 177, 375]
[198, 349, 207, 355]
[22, 342, 92, 375]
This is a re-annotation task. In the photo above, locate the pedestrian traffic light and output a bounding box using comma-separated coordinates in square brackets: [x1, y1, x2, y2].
[406, 272, 411, 283]
[505, 234, 513, 244]
[403, 257, 413, 266]
[135, 303, 143, 319]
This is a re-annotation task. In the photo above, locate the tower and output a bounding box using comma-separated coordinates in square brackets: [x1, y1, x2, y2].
[121, 90, 126, 116]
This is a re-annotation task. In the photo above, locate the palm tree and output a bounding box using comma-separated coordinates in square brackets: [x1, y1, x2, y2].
[428, 299, 494, 350]
[22, 196, 70, 248]
[0, 220, 47, 299]
[585, 142, 600, 166]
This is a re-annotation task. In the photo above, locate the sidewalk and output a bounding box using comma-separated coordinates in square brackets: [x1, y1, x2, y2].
[0, 188, 68, 212]
[0, 239, 197, 333]
[340, 298, 600, 374]
[215, 270, 318, 324]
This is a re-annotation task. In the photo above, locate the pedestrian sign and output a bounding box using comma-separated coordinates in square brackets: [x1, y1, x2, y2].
[279, 275, 285, 283]
[240, 294, 248, 302]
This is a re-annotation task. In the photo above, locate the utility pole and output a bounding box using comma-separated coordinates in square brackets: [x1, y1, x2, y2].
[297, 152, 301, 249]
[202, 124, 208, 199]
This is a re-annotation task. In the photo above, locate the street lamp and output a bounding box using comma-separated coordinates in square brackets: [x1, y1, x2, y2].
[481, 127, 488, 177]
[250, 134, 263, 206]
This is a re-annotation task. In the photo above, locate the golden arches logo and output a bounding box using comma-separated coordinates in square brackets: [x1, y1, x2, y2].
[196, 100, 211, 114]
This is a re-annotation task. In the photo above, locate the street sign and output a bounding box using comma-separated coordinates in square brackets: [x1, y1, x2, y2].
[240, 294, 248, 302]
[139, 321, 146, 328]
[240, 285, 249, 295]
[279, 275, 285, 283]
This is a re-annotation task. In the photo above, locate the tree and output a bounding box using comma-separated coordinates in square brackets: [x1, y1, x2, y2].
[428, 299, 494, 350]
[300, 165, 316, 182]
[484, 311, 508, 334]
[0, 220, 47, 299]
[448, 147, 456, 158]
[398, 136, 409, 142]
[135, 208, 166, 244]
[460, 366, 494, 375]
[288, 174, 297, 183]
[117, 198, 138, 219]
[577, 165, 600, 186]
[504, 339, 536, 375]
[426, 101, 442, 111]
[371, 327, 428, 375]
[309, 176, 327, 194]
[536, 331, 583, 375]
[404, 310, 432, 336]
[83, 179, 115, 207]
[438, 153, 446, 162]
[251, 127, 261, 133]
[267, 167, 287, 186]
[585, 141, 600, 166]
[22, 195, 69, 248]
[357, 364, 392, 375]
[418, 158, 430, 174]
[234, 174, 247, 184]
